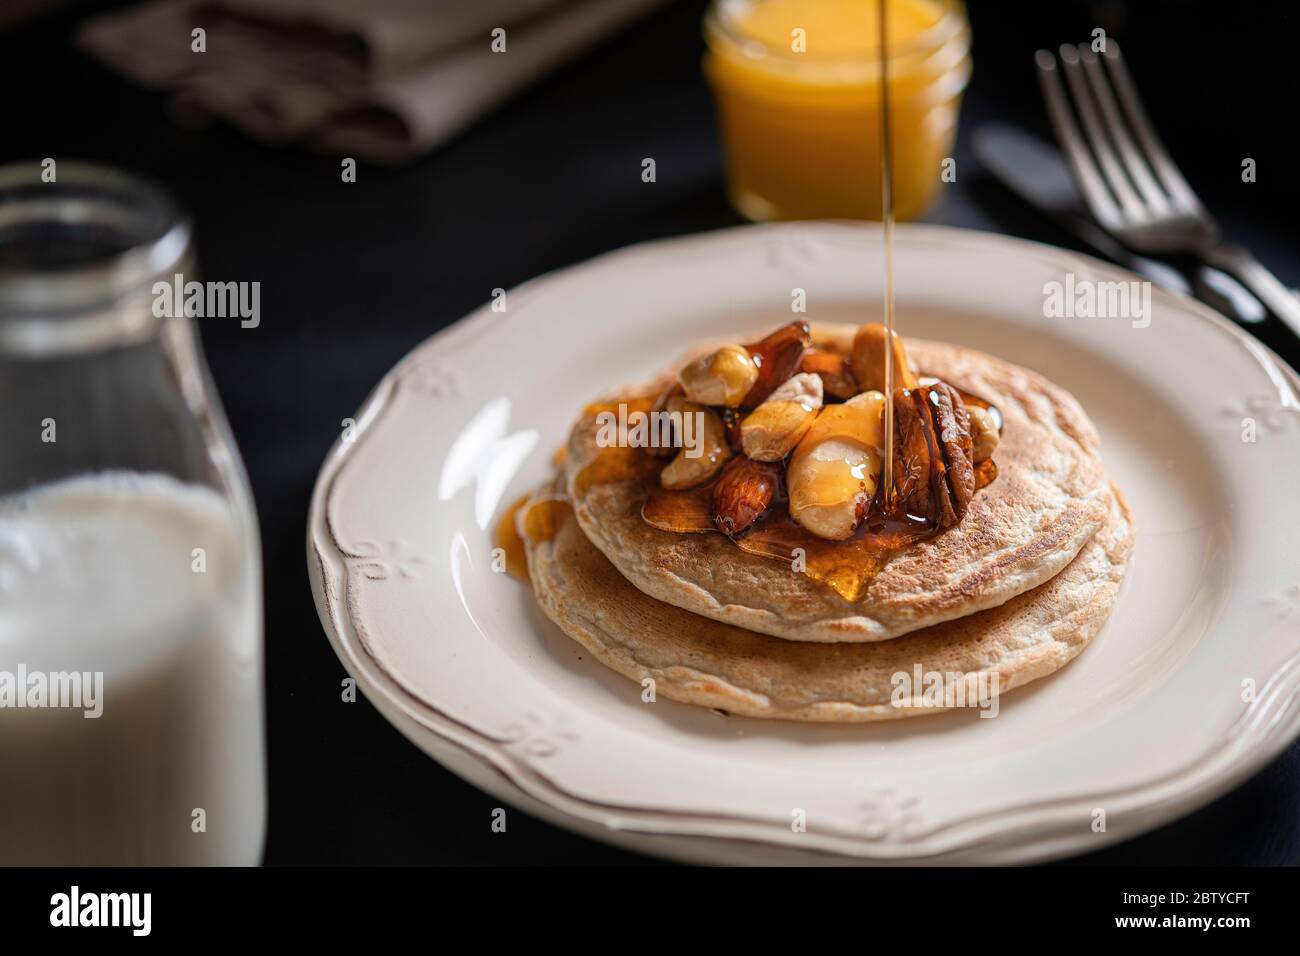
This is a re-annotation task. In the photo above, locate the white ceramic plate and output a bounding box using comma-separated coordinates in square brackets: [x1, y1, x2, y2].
[308, 222, 1300, 864]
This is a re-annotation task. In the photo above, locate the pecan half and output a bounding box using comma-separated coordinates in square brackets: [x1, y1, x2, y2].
[891, 382, 975, 531]
[740, 321, 810, 408]
[712, 456, 781, 538]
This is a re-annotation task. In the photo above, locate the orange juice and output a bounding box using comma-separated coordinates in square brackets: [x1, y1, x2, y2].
[704, 0, 972, 221]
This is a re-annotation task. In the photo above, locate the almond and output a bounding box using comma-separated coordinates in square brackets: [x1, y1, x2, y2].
[711, 456, 781, 539]
[740, 321, 811, 408]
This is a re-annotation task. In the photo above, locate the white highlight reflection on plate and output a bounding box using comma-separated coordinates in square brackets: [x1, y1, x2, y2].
[437, 396, 538, 529]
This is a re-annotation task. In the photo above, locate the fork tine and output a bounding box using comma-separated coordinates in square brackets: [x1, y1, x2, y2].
[1101, 40, 1206, 216]
[1076, 45, 1171, 216]
[1057, 43, 1147, 222]
[1034, 48, 1123, 231]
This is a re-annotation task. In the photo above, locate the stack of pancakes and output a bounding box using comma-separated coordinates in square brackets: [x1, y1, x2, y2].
[520, 324, 1134, 722]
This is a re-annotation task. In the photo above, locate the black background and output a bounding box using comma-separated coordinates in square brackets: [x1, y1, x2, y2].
[3, 0, 1298, 865]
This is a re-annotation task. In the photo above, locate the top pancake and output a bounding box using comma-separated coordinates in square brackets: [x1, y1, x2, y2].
[566, 326, 1112, 643]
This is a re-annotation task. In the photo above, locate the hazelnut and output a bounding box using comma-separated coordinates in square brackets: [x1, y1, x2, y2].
[785, 391, 887, 541]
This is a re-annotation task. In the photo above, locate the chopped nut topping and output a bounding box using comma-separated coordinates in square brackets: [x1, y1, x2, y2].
[629, 321, 1004, 561]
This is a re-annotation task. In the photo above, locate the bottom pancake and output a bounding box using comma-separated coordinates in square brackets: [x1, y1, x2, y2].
[524, 485, 1134, 722]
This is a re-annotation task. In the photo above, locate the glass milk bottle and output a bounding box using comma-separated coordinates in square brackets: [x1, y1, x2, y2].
[0, 162, 266, 865]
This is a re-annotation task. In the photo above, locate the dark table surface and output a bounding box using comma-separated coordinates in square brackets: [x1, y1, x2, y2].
[6, 0, 1298, 865]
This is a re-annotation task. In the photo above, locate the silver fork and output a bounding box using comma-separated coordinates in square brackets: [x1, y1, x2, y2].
[1035, 40, 1300, 338]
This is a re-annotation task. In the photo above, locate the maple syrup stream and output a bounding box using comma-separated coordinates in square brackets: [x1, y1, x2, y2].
[879, 0, 896, 506]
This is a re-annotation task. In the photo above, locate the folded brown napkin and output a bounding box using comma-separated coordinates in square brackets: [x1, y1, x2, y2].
[78, 0, 665, 165]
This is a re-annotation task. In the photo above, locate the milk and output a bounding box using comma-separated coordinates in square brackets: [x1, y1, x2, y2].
[0, 471, 265, 865]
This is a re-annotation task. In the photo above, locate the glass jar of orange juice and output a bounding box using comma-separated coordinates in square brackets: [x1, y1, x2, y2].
[705, 0, 972, 221]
